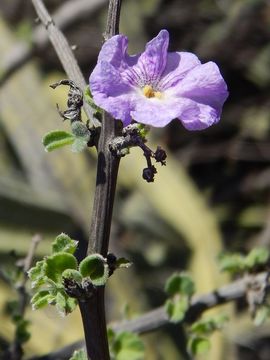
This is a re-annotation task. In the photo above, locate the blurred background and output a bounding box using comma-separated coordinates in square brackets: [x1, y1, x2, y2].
[1, 0, 270, 359]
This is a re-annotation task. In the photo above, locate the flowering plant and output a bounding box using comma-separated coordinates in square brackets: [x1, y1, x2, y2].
[90, 29, 228, 130]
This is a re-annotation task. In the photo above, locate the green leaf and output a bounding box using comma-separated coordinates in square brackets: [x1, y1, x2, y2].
[5, 300, 20, 317]
[28, 260, 46, 288]
[71, 121, 90, 153]
[187, 336, 211, 356]
[62, 269, 83, 283]
[79, 254, 109, 286]
[165, 296, 189, 323]
[165, 273, 195, 297]
[52, 233, 78, 254]
[31, 291, 55, 310]
[112, 332, 145, 360]
[15, 318, 31, 344]
[71, 121, 90, 138]
[42, 130, 74, 152]
[245, 247, 269, 269]
[55, 291, 66, 312]
[116, 257, 132, 269]
[71, 137, 89, 153]
[65, 297, 78, 314]
[254, 305, 270, 326]
[190, 314, 228, 335]
[45, 252, 78, 283]
[84, 86, 102, 114]
[190, 319, 216, 335]
[137, 124, 149, 140]
[70, 349, 87, 360]
[107, 328, 115, 342]
[54, 291, 77, 315]
[218, 253, 245, 274]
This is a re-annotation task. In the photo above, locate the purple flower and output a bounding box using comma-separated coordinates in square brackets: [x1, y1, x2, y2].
[89, 30, 228, 130]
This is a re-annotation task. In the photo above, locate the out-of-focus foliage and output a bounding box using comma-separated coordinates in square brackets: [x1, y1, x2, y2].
[1, 0, 270, 359]
[108, 329, 145, 360]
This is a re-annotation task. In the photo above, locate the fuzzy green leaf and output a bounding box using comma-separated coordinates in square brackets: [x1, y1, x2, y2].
[66, 297, 78, 314]
[245, 247, 269, 269]
[55, 291, 66, 313]
[71, 121, 90, 138]
[31, 291, 55, 310]
[52, 233, 78, 254]
[28, 260, 46, 288]
[112, 331, 145, 360]
[218, 253, 245, 274]
[191, 314, 228, 335]
[62, 269, 82, 283]
[42, 130, 74, 152]
[116, 258, 132, 269]
[79, 254, 109, 286]
[165, 273, 195, 297]
[45, 252, 78, 283]
[165, 296, 189, 323]
[70, 121, 90, 153]
[70, 349, 87, 360]
[187, 336, 211, 356]
[54, 291, 77, 315]
[71, 137, 89, 153]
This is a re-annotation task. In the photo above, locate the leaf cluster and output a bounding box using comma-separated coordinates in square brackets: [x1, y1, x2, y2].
[28, 233, 132, 315]
[218, 247, 269, 275]
[187, 314, 228, 356]
[28, 233, 79, 315]
[164, 272, 195, 323]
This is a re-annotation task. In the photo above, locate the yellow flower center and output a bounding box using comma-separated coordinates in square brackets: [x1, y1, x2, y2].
[143, 85, 162, 99]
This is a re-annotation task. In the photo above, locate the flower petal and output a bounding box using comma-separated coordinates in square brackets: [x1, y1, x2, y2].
[131, 97, 190, 128]
[97, 34, 129, 70]
[178, 100, 220, 131]
[132, 29, 169, 85]
[90, 61, 137, 126]
[173, 61, 229, 110]
[159, 52, 201, 90]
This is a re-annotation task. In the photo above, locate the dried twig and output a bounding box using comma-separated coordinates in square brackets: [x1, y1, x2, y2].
[30, 0, 100, 128]
[0, 0, 106, 89]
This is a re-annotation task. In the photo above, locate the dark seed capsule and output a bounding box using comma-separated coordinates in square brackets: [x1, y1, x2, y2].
[142, 166, 156, 182]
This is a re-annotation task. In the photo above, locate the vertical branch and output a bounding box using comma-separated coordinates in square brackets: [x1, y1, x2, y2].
[31, 0, 122, 358]
[79, 1, 123, 359]
[87, 1, 122, 256]
[105, 0, 122, 39]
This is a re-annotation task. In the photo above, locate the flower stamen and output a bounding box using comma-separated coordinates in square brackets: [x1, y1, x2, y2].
[143, 85, 162, 99]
